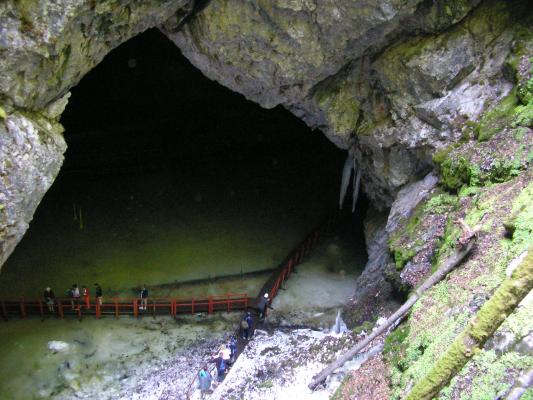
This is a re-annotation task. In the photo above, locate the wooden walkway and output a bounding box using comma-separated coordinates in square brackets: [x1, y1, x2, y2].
[185, 213, 338, 398]
[0, 294, 249, 321]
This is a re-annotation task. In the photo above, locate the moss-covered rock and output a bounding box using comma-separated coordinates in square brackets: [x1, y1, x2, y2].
[383, 172, 533, 400]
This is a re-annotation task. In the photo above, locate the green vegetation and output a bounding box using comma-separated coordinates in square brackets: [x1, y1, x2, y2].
[0, 105, 6, 120]
[405, 249, 533, 400]
[383, 324, 410, 371]
[386, 178, 533, 399]
[475, 91, 518, 142]
[424, 193, 459, 214]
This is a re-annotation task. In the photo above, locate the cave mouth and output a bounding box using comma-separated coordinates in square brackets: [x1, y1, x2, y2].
[0, 28, 368, 300]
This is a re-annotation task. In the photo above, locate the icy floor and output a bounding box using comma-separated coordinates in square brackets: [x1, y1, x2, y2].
[0, 314, 238, 399]
[0, 237, 366, 399]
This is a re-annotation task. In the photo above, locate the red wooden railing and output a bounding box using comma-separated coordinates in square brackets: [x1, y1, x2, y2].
[265, 213, 336, 301]
[0, 293, 249, 321]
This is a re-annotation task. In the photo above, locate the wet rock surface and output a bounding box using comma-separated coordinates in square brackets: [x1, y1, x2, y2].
[1, 0, 531, 266]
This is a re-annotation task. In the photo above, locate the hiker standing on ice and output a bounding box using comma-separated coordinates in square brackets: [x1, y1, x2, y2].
[211, 352, 227, 382]
[198, 365, 212, 398]
[241, 311, 253, 339]
[258, 292, 272, 320]
[229, 336, 237, 363]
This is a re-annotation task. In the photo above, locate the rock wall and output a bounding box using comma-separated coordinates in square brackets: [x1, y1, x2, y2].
[0, 0, 195, 267]
[0, 0, 531, 268]
[165, 0, 529, 207]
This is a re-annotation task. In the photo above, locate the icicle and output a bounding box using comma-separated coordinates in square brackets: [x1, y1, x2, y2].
[351, 161, 361, 213]
[339, 153, 354, 209]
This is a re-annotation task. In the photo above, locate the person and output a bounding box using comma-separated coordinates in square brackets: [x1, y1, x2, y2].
[258, 292, 272, 320]
[211, 351, 226, 382]
[82, 286, 90, 309]
[43, 287, 55, 312]
[140, 284, 148, 310]
[94, 283, 103, 305]
[221, 344, 231, 367]
[198, 365, 212, 398]
[229, 336, 237, 363]
[69, 284, 80, 310]
[241, 312, 252, 339]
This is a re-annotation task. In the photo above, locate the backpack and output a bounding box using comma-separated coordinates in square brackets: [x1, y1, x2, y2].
[219, 358, 226, 371]
[241, 319, 249, 329]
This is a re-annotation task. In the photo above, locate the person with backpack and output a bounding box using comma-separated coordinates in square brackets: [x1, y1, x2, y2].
[241, 312, 252, 339]
[229, 336, 237, 363]
[211, 351, 226, 382]
[198, 365, 212, 398]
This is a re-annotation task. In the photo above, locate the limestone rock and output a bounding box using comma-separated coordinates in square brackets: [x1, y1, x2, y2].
[0, 111, 66, 267]
[0, 0, 194, 110]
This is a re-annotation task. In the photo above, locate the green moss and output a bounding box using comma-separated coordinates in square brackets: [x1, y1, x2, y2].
[352, 320, 374, 335]
[476, 90, 518, 142]
[424, 193, 459, 214]
[405, 249, 533, 400]
[465, 351, 533, 400]
[513, 102, 533, 127]
[513, 127, 528, 140]
[505, 182, 533, 251]
[439, 157, 480, 190]
[432, 218, 461, 267]
[384, 324, 411, 371]
[314, 79, 360, 138]
[393, 247, 417, 270]
[0, 106, 6, 120]
[517, 57, 533, 105]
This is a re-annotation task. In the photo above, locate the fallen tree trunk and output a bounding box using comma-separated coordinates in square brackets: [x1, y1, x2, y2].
[405, 248, 533, 400]
[308, 236, 477, 390]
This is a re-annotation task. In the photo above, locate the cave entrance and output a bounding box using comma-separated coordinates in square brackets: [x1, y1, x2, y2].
[0, 29, 367, 303]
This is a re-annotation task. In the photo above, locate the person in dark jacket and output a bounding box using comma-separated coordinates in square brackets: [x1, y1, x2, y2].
[229, 336, 237, 363]
[94, 283, 103, 305]
[43, 287, 55, 312]
[257, 292, 272, 320]
[241, 311, 253, 339]
[211, 352, 226, 382]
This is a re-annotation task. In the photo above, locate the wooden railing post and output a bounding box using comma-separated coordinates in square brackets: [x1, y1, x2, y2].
[58, 301, 64, 319]
[38, 300, 44, 320]
[115, 301, 119, 319]
[77, 304, 82, 321]
[208, 297, 213, 314]
[95, 301, 100, 319]
[133, 299, 138, 318]
[152, 300, 156, 319]
[191, 298, 195, 314]
[20, 300, 26, 318]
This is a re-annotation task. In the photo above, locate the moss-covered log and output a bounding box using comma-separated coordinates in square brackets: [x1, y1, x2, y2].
[308, 235, 477, 390]
[405, 247, 533, 400]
